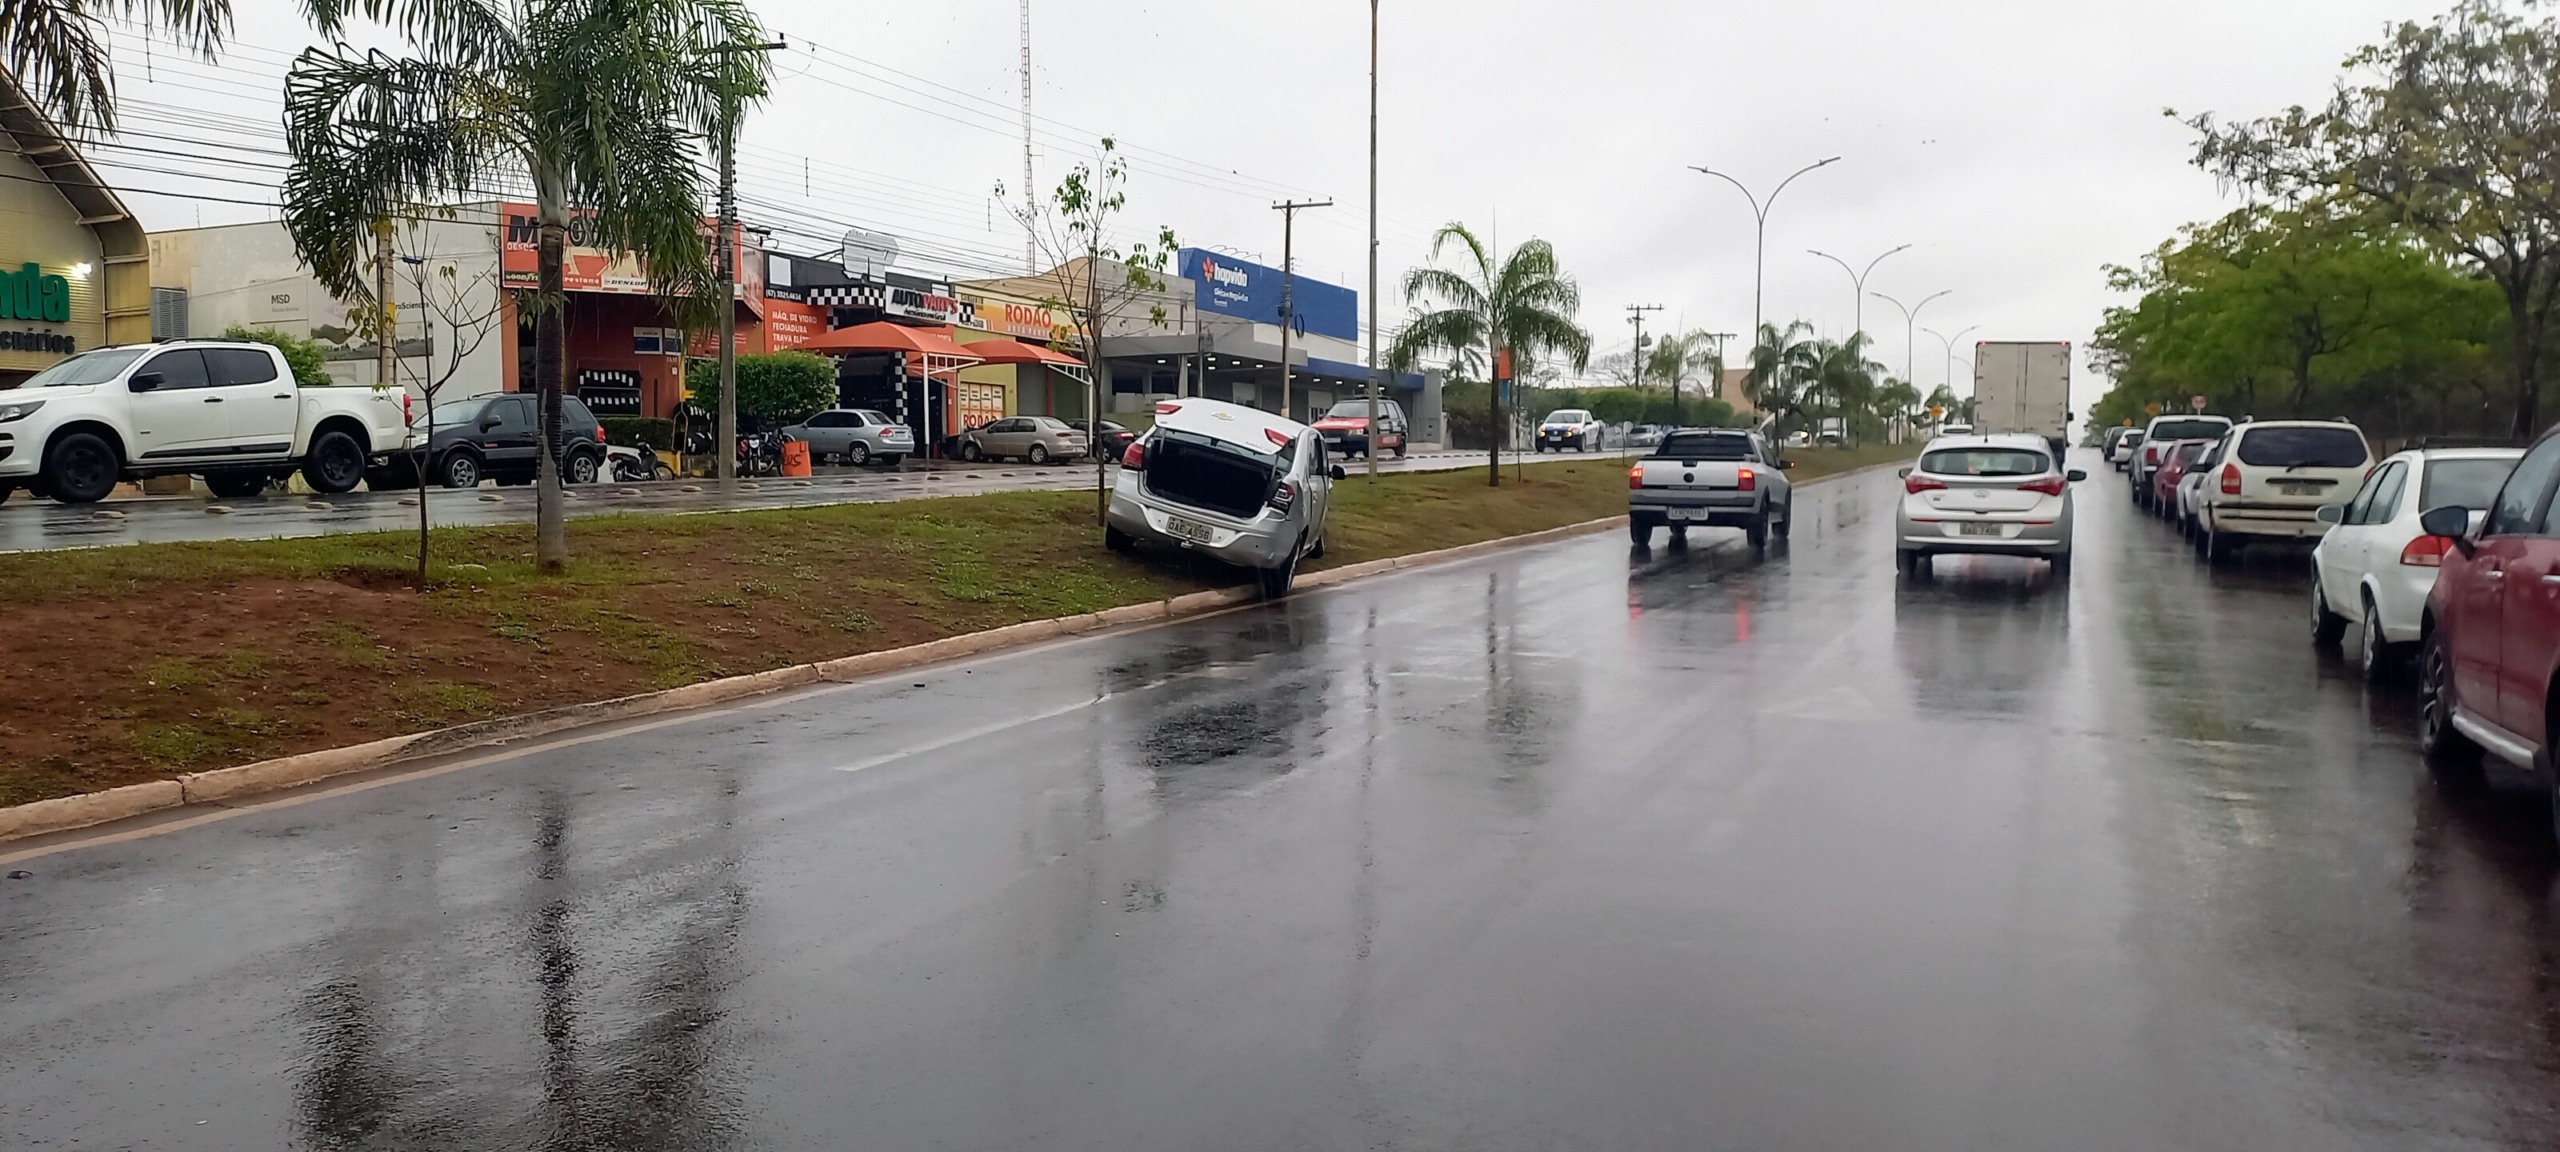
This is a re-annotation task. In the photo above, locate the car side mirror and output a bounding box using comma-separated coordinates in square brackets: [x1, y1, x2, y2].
[2419, 505, 2473, 548]
[127, 372, 164, 392]
[1896, 466, 1912, 479]
[2315, 503, 2345, 524]
[480, 416, 502, 432]
[2066, 469, 2087, 482]
[1329, 464, 1347, 481]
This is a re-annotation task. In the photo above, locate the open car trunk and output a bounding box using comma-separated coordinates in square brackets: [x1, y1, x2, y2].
[1145, 430, 1281, 520]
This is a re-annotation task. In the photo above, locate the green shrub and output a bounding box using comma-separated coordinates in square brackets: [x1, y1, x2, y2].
[221, 325, 332, 386]
[599, 416, 676, 451]
[686, 351, 839, 423]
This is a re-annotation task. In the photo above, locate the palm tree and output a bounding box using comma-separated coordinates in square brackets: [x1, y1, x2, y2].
[1391, 223, 1592, 486]
[1808, 333, 1887, 445]
[1647, 331, 1724, 427]
[281, 0, 769, 571]
[3, 0, 230, 132]
[1744, 321, 1819, 434]
[1873, 378, 1923, 440]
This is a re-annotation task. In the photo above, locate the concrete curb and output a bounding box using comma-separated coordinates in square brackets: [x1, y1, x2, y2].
[0, 457, 1901, 844]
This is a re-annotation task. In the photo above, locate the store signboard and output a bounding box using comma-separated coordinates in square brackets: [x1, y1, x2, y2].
[763, 299, 830, 351]
[968, 294, 1068, 340]
[1176, 248, 1357, 341]
[883, 272, 968, 325]
[500, 202, 741, 296]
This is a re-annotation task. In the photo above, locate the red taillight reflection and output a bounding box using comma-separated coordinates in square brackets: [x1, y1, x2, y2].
[2019, 475, 2067, 496]
[1737, 467, 1757, 492]
[2401, 535, 2454, 567]
[2220, 463, 2242, 495]
[1155, 401, 1183, 415]
[594, 424, 607, 444]
[1121, 442, 1146, 470]
[1265, 427, 1292, 448]
[1627, 465, 1643, 490]
[1905, 475, 1948, 494]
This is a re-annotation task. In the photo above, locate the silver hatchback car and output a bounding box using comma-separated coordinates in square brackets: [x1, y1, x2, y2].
[1896, 432, 2086, 578]
[1106, 398, 1345, 598]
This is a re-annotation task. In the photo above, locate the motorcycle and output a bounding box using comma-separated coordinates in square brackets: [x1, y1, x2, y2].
[736, 431, 787, 477]
[607, 444, 674, 483]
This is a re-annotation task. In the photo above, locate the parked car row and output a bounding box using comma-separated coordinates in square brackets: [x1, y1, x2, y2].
[2128, 414, 2376, 564]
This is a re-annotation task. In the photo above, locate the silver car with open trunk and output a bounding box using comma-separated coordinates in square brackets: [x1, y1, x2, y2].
[1105, 398, 1344, 598]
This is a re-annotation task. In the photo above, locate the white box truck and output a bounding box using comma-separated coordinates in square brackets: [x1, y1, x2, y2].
[1972, 341, 2072, 460]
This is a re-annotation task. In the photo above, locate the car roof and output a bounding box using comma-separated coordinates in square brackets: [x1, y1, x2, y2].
[2231, 419, 2364, 433]
[1152, 398, 1308, 456]
[2145, 414, 2231, 426]
[1922, 432, 2048, 452]
[2387, 446, 2524, 463]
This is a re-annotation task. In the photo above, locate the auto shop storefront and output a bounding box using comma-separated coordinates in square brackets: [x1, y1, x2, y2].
[0, 69, 149, 387]
[496, 201, 754, 419]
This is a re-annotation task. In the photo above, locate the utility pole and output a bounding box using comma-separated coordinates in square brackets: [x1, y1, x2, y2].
[1364, 0, 1381, 480]
[374, 219, 395, 395]
[1020, 0, 1036, 275]
[1626, 303, 1661, 452]
[1273, 198, 1332, 421]
[712, 34, 788, 483]
[1690, 157, 1840, 344]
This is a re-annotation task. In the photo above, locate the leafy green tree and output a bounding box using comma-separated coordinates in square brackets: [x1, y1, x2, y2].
[220, 324, 331, 386]
[1807, 333, 1886, 444]
[2186, 0, 2560, 438]
[1646, 331, 1726, 426]
[1392, 224, 1593, 486]
[2091, 204, 2503, 438]
[279, 0, 770, 571]
[4, 0, 230, 132]
[687, 352, 837, 424]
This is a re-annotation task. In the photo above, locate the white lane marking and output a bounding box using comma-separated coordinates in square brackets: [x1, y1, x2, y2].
[829, 693, 1121, 775]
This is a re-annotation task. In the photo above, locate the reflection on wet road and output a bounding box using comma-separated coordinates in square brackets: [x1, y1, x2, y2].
[7, 455, 2560, 1150]
[0, 450, 1543, 553]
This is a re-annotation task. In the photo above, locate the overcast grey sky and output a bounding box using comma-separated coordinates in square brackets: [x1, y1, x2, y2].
[104, 0, 2434, 409]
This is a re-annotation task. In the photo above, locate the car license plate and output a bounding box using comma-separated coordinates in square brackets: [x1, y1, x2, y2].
[2280, 483, 2318, 496]
[1164, 514, 1216, 544]
[1959, 522, 2005, 537]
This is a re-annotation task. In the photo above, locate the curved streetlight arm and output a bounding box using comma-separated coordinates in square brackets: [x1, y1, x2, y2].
[1872, 288, 1953, 326]
[1689, 165, 1769, 222]
[1765, 155, 1843, 208]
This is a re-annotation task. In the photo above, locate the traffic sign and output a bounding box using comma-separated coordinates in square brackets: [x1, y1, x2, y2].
[2189, 394, 2208, 413]
[2144, 402, 2162, 417]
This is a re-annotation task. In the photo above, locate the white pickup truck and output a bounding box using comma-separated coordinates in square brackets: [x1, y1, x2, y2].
[1627, 428, 1795, 549]
[0, 340, 412, 504]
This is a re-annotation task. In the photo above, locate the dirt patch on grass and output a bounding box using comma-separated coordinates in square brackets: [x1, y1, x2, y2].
[0, 448, 1903, 808]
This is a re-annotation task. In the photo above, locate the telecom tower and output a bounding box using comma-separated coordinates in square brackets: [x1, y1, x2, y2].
[1020, 0, 1036, 274]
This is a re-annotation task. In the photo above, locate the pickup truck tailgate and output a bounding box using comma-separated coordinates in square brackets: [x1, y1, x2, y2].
[1635, 459, 1754, 491]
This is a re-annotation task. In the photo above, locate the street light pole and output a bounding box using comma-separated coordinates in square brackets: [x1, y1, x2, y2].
[1688, 157, 1840, 345]
[1365, 0, 1380, 480]
[1924, 324, 1981, 419]
[1872, 290, 1951, 441]
[1807, 244, 1909, 342]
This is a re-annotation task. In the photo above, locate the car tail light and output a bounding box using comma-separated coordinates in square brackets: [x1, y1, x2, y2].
[2401, 535, 2455, 567]
[1905, 475, 1947, 494]
[1056, 431, 1074, 438]
[2145, 444, 2160, 464]
[2220, 463, 2241, 495]
[1737, 467, 1757, 492]
[1122, 442, 1145, 470]
[2019, 475, 2067, 496]
[594, 424, 607, 444]
[1268, 479, 1299, 514]
[1155, 401, 1183, 415]
[1628, 465, 1644, 490]
[402, 393, 414, 428]
[1265, 428, 1292, 448]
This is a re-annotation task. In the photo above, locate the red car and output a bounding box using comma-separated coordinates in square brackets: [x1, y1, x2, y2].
[2148, 439, 2210, 517]
[2418, 425, 2560, 839]
[1309, 398, 1410, 459]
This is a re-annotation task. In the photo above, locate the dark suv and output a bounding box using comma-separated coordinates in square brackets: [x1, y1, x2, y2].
[411, 393, 607, 489]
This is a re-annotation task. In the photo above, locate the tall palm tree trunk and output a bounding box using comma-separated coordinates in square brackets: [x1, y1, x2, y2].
[535, 193, 569, 570]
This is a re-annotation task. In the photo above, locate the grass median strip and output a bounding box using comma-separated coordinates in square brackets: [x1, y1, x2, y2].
[0, 444, 1907, 808]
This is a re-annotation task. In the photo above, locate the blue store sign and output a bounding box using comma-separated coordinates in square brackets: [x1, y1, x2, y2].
[1178, 248, 1358, 342]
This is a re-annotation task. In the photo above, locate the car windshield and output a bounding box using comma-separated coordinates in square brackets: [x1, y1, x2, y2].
[1654, 433, 1752, 460]
[16, 347, 147, 388]
[2236, 426, 2366, 468]
[1324, 401, 1379, 418]
[1543, 410, 1589, 424]
[2148, 418, 2228, 441]
[2423, 457, 2521, 512]
[1921, 447, 2049, 477]
[428, 397, 490, 425]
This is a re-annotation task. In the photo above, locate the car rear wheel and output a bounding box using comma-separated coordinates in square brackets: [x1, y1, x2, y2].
[2052, 549, 2073, 577]
[2359, 595, 2399, 683]
[1256, 540, 1300, 600]
[2311, 582, 2348, 647]
[1629, 520, 1654, 547]
[848, 441, 871, 467]
[1745, 512, 1768, 551]
[2419, 633, 2483, 784]
[1775, 497, 1794, 539]
[1898, 550, 1928, 579]
[1029, 444, 1050, 465]
[2204, 526, 2233, 566]
[565, 450, 600, 486]
[302, 429, 367, 494]
[1105, 524, 1134, 553]
[439, 451, 481, 490]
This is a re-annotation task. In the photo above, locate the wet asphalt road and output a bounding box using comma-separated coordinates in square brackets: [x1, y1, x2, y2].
[9, 453, 2560, 1150]
[0, 450, 1541, 553]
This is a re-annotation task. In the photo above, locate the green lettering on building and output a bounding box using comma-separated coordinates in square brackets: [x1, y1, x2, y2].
[0, 263, 72, 324]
